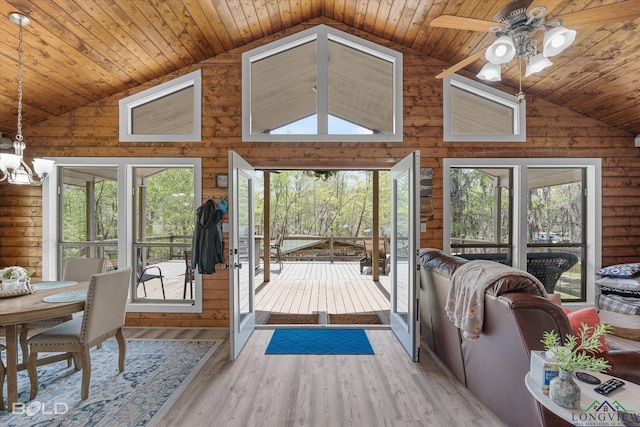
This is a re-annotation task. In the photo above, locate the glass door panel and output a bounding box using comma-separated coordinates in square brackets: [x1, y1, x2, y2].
[58, 166, 119, 277]
[132, 167, 195, 302]
[390, 151, 420, 361]
[229, 151, 256, 360]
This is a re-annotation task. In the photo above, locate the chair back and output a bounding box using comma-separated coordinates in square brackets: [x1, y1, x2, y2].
[379, 240, 387, 259]
[273, 233, 285, 247]
[363, 239, 373, 258]
[62, 258, 107, 282]
[364, 239, 386, 259]
[80, 268, 132, 344]
[184, 250, 194, 280]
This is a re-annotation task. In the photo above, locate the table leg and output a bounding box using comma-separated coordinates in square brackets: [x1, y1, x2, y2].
[5, 324, 19, 409]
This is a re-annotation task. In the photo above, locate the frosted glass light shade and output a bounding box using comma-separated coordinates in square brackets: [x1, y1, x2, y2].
[0, 153, 22, 171]
[525, 54, 553, 77]
[543, 26, 576, 57]
[485, 36, 516, 64]
[33, 158, 55, 177]
[477, 63, 502, 81]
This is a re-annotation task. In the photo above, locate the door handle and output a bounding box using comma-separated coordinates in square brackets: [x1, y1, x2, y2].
[234, 263, 243, 269]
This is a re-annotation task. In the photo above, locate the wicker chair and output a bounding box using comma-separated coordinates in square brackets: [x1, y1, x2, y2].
[526, 252, 578, 294]
[460, 252, 578, 294]
[459, 252, 510, 265]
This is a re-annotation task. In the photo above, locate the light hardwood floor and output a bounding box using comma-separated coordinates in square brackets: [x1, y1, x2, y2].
[124, 327, 507, 426]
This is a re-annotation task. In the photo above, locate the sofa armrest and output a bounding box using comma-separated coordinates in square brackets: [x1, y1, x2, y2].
[602, 350, 640, 385]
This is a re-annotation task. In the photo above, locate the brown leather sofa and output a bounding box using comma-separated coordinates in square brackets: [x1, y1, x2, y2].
[419, 248, 640, 427]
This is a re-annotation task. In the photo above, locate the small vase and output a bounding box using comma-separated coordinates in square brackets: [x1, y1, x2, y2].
[549, 369, 581, 409]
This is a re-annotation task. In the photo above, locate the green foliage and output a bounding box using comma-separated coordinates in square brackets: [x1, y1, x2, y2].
[450, 169, 505, 242]
[255, 170, 390, 238]
[451, 168, 583, 244]
[541, 322, 612, 372]
[144, 168, 195, 237]
[62, 167, 194, 245]
[62, 178, 118, 242]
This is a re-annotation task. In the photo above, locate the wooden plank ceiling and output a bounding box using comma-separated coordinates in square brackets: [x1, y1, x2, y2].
[0, 0, 638, 139]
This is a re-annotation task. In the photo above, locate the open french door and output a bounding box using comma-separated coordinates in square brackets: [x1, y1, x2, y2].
[229, 151, 256, 360]
[390, 151, 421, 361]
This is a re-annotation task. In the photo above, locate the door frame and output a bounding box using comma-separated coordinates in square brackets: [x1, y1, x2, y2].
[229, 151, 256, 360]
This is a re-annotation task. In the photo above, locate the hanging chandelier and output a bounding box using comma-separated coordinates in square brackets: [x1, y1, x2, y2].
[476, 2, 576, 82]
[0, 13, 54, 185]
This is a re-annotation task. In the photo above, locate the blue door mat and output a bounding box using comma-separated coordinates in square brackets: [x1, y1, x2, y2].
[265, 328, 374, 355]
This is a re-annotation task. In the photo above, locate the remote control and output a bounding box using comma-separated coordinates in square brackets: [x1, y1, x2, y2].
[594, 378, 625, 396]
[574, 371, 601, 385]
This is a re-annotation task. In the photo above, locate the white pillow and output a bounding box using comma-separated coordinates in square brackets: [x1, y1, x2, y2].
[595, 276, 640, 290]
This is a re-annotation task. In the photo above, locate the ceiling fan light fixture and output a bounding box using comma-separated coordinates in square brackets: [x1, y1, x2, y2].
[543, 26, 576, 57]
[485, 35, 516, 64]
[525, 53, 553, 77]
[477, 62, 502, 81]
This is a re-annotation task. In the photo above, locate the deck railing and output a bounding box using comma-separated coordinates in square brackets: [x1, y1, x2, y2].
[261, 235, 390, 263]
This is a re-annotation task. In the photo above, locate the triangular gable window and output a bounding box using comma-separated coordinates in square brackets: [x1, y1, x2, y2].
[242, 25, 402, 142]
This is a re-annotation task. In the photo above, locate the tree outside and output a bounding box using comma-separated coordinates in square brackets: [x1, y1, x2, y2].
[254, 170, 391, 239]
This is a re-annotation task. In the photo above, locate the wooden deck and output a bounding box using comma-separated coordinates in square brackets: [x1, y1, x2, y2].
[135, 261, 391, 326]
[255, 261, 391, 325]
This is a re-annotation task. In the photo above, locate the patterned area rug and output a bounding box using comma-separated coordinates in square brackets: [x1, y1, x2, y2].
[1, 339, 219, 426]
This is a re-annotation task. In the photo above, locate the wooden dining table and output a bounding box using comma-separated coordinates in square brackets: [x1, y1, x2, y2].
[0, 280, 89, 409]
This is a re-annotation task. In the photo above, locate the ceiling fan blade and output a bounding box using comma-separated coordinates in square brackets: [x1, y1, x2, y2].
[431, 15, 505, 32]
[556, 1, 640, 28]
[436, 49, 487, 79]
[526, 0, 564, 18]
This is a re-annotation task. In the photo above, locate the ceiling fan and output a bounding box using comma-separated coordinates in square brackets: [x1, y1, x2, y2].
[431, 0, 640, 85]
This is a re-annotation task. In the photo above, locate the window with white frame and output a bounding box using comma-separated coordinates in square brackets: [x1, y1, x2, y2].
[42, 157, 202, 313]
[242, 25, 403, 142]
[443, 74, 526, 142]
[119, 70, 202, 142]
[443, 158, 601, 305]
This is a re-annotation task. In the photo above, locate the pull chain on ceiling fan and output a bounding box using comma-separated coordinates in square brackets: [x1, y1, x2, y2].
[432, 0, 640, 87]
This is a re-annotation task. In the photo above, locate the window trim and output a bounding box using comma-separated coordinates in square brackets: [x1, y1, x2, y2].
[42, 157, 203, 313]
[443, 74, 526, 142]
[242, 24, 403, 142]
[443, 158, 601, 308]
[119, 70, 202, 142]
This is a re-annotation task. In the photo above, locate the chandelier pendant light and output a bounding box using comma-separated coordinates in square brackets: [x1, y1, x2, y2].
[0, 13, 55, 185]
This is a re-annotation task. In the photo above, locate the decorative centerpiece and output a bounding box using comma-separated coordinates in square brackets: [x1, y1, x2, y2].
[541, 322, 611, 409]
[0, 265, 31, 296]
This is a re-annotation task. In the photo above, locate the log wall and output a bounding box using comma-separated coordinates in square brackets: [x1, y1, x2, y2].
[1, 18, 638, 327]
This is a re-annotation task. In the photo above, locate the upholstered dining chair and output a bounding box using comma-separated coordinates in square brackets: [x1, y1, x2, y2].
[27, 267, 132, 401]
[19, 257, 107, 364]
[1, 343, 5, 410]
